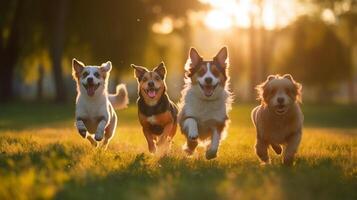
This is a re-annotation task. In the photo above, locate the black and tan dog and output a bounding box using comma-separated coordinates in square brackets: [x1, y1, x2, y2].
[131, 62, 178, 153]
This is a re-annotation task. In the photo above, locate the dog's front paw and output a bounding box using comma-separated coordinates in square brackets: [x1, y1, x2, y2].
[184, 147, 195, 156]
[188, 131, 198, 141]
[205, 149, 217, 160]
[148, 146, 157, 154]
[283, 156, 294, 166]
[95, 131, 104, 141]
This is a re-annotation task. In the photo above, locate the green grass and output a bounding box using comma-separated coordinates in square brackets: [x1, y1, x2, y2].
[0, 103, 356, 200]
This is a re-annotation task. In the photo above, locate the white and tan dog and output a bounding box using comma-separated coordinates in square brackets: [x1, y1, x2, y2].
[72, 59, 128, 149]
[251, 74, 303, 166]
[178, 47, 233, 160]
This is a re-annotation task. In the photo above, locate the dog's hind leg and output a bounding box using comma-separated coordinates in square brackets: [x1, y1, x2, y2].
[271, 144, 282, 155]
[95, 116, 109, 141]
[102, 117, 117, 150]
[157, 122, 176, 147]
[86, 135, 98, 147]
[283, 131, 302, 166]
[183, 139, 198, 156]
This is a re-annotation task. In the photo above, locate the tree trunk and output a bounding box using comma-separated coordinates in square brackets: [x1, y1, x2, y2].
[37, 64, 44, 100]
[0, 1, 24, 102]
[49, 0, 68, 103]
[249, 16, 258, 101]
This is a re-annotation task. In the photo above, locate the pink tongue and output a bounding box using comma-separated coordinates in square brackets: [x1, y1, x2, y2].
[87, 86, 95, 96]
[203, 86, 214, 96]
[148, 90, 156, 98]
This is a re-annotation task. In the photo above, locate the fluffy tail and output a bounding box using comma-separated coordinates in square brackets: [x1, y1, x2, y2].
[109, 84, 129, 110]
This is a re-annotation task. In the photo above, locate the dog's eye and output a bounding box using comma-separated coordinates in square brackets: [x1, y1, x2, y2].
[82, 72, 89, 78]
[271, 88, 277, 94]
[142, 77, 148, 82]
[155, 76, 161, 81]
[94, 72, 100, 78]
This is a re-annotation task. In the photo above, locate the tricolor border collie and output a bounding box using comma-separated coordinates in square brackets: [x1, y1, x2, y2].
[72, 59, 128, 149]
[131, 62, 178, 154]
[178, 46, 233, 160]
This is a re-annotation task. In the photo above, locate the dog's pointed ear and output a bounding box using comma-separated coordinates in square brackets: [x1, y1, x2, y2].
[153, 62, 166, 80]
[100, 61, 112, 73]
[214, 46, 228, 67]
[72, 59, 85, 79]
[189, 47, 202, 67]
[72, 58, 85, 73]
[131, 64, 148, 81]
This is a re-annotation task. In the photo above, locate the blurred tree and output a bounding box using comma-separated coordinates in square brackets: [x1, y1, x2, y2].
[48, 0, 68, 102]
[0, 0, 204, 102]
[277, 16, 350, 101]
[305, 0, 357, 102]
[0, 1, 24, 102]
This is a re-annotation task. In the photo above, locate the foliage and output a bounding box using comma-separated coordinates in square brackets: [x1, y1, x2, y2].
[274, 16, 351, 88]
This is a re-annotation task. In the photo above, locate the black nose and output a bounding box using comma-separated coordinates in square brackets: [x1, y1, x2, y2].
[87, 77, 93, 83]
[148, 81, 155, 87]
[277, 97, 284, 104]
[205, 77, 212, 84]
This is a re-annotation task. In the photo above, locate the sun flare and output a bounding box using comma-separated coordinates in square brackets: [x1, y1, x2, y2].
[201, 0, 298, 30]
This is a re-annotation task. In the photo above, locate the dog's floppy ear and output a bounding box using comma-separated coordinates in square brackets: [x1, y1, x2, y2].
[267, 75, 276, 81]
[283, 74, 302, 103]
[153, 62, 166, 80]
[283, 74, 293, 81]
[256, 75, 276, 104]
[100, 61, 112, 73]
[131, 64, 148, 81]
[214, 46, 228, 68]
[72, 58, 85, 79]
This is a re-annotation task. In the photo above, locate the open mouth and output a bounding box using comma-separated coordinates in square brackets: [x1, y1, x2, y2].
[199, 83, 218, 97]
[275, 104, 287, 115]
[145, 87, 159, 99]
[83, 83, 100, 96]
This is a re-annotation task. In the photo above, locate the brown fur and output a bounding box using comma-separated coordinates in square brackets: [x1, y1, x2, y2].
[252, 74, 304, 166]
[132, 62, 178, 154]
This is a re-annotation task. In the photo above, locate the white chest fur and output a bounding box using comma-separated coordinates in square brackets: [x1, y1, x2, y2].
[183, 88, 228, 123]
[76, 95, 109, 119]
[146, 116, 157, 124]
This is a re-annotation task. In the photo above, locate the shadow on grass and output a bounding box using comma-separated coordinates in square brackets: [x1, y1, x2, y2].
[54, 154, 357, 200]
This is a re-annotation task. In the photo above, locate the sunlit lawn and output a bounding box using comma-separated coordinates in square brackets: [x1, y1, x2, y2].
[0, 103, 356, 200]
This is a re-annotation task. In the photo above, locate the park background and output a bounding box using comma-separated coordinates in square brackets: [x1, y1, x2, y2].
[0, 0, 356, 200]
[0, 0, 356, 103]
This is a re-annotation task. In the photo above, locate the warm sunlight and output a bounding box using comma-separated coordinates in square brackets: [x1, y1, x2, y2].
[152, 17, 174, 34]
[204, 10, 233, 30]
[201, 0, 300, 30]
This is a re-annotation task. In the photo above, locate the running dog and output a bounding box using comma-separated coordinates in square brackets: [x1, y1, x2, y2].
[251, 74, 303, 166]
[131, 62, 178, 153]
[178, 46, 233, 160]
[72, 59, 128, 149]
